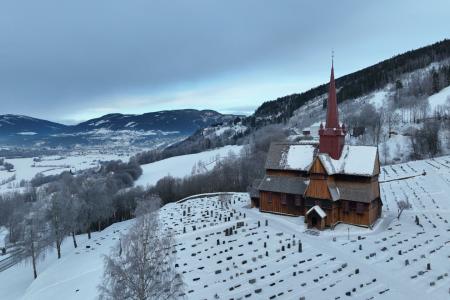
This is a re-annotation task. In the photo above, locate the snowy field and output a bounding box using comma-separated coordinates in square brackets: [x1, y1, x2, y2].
[0, 144, 241, 194]
[0, 221, 132, 300]
[0, 155, 450, 299]
[135, 145, 242, 187]
[428, 85, 450, 111]
[0, 151, 131, 193]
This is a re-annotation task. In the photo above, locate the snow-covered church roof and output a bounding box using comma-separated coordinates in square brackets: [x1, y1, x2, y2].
[265, 142, 378, 177]
[265, 143, 317, 171]
[317, 145, 378, 177]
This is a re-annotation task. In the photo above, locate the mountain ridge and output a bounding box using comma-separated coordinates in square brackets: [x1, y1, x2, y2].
[0, 109, 243, 147]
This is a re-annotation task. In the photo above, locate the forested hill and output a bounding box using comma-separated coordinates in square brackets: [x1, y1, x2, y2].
[161, 39, 450, 159]
[252, 39, 450, 125]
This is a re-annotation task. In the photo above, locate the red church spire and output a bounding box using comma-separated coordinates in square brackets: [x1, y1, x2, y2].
[325, 58, 339, 129]
[319, 55, 346, 160]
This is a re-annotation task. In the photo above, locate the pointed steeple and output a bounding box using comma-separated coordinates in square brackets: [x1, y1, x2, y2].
[325, 57, 339, 129]
[319, 55, 346, 160]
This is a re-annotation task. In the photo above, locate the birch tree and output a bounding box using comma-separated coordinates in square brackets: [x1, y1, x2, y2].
[78, 177, 109, 239]
[99, 202, 183, 300]
[21, 205, 51, 279]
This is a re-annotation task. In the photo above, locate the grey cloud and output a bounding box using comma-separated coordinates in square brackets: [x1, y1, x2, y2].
[0, 0, 449, 121]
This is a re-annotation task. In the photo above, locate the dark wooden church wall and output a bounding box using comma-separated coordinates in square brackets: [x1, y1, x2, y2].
[368, 198, 382, 225]
[338, 200, 370, 226]
[260, 191, 304, 216]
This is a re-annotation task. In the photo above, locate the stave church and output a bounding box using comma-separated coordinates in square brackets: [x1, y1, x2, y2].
[251, 61, 382, 230]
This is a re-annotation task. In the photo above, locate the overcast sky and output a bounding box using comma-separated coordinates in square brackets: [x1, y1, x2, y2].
[1, 0, 449, 123]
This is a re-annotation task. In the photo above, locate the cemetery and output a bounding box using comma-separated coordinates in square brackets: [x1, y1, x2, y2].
[155, 155, 450, 299]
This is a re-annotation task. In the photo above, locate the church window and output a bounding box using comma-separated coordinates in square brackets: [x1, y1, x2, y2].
[343, 201, 350, 213]
[356, 203, 365, 214]
[281, 194, 287, 205]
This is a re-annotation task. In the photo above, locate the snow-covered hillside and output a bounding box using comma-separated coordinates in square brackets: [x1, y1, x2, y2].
[288, 67, 450, 164]
[428, 85, 450, 111]
[135, 145, 242, 187]
[2, 155, 449, 300]
[0, 220, 133, 300]
[202, 123, 248, 139]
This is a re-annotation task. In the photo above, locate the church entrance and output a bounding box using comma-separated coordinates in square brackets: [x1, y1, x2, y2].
[306, 205, 326, 230]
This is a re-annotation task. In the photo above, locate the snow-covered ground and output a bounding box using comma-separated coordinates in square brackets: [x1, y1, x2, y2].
[0, 151, 131, 192]
[1, 155, 449, 299]
[0, 221, 132, 300]
[0, 227, 6, 248]
[135, 145, 242, 187]
[428, 85, 450, 111]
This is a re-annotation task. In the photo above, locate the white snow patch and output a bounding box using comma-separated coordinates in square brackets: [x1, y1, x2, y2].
[89, 119, 109, 127]
[428, 85, 450, 111]
[367, 90, 389, 109]
[319, 145, 377, 176]
[135, 145, 242, 187]
[306, 205, 326, 218]
[285, 144, 316, 170]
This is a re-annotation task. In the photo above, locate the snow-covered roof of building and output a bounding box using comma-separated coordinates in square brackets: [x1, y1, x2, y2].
[265, 143, 317, 172]
[335, 181, 378, 203]
[258, 175, 308, 195]
[265, 143, 378, 177]
[306, 205, 327, 218]
[317, 145, 378, 177]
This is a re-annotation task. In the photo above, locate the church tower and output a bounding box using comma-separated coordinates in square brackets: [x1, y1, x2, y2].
[319, 59, 346, 159]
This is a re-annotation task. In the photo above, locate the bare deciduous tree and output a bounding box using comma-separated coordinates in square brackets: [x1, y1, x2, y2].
[78, 177, 110, 239]
[397, 200, 411, 220]
[21, 205, 51, 279]
[3, 161, 14, 172]
[381, 136, 390, 165]
[409, 120, 441, 159]
[99, 206, 183, 300]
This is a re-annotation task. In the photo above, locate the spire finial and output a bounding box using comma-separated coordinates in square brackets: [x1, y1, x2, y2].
[325, 51, 338, 129]
[331, 50, 334, 68]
